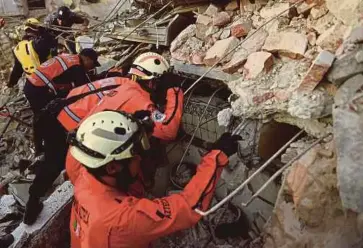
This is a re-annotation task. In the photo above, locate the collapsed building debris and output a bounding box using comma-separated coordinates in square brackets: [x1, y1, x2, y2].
[1, 0, 363, 247]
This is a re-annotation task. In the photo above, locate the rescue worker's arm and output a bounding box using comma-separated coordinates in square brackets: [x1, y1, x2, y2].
[7, 54, 24, 87]
[111, 150, 228, 245]
[148, 87, 183, 141]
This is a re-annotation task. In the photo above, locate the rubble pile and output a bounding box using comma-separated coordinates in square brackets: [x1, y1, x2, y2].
[170, 0, 360, 137]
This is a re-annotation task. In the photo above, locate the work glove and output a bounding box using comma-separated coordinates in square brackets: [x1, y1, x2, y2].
[158, 71, 184, 89]
[133, 110, 154, 134]
[210, 133, 242, 157]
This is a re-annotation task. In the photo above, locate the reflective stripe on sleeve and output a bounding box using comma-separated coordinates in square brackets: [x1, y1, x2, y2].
[55, 56, 68, 71]
[34, 70, 57, 94]
[64, 106, 81, 123]
[87, 83, 104, 100]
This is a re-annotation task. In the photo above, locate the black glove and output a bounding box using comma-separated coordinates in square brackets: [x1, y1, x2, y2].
[211, 133, 242, 157]
[158, 71, 183, 90]
[133, 110, 154, 134]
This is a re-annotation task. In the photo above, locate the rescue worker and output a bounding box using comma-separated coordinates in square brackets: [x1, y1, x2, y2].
[22, 18, 42, 40]
[7, 19, 58, 88]
[23, 77, 121, 225]
[67, 110, 241, 248]
[59, 52, 183, 188]
[24, 48, 100, 114]
[44, 6, 89, 54]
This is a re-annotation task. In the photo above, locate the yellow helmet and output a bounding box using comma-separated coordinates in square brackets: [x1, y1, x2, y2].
[24, 18, 40, 31]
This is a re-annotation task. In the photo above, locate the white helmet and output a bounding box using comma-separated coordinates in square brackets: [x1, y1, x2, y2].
[69, 111, 150, 169]
[129, 52, 170, 80]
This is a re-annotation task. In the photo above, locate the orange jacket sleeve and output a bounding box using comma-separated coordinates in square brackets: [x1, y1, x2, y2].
[125, 150, 227, 243]
[148, 87, 183, 141]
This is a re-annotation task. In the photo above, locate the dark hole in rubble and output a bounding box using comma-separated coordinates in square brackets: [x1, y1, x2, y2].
[258, 121, 301, 162]
[249, 0, 256, 3]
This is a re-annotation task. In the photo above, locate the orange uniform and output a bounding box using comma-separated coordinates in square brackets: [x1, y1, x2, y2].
[69, 150, 228, 248]
[58, 77, 183, 140]
[27, 54, 81, 94]
[57, 77, 122, 131]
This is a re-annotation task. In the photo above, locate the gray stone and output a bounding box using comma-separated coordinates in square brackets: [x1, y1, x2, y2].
[333, 83, 363, 212]
[334, 74, 363, 107]
[355, 50, 363, 63]
[8, 182, 31, 207]
[327, 49, 363, 86]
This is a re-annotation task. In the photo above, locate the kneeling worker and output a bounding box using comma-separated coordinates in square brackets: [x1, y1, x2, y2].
[68, 110, 241, 248]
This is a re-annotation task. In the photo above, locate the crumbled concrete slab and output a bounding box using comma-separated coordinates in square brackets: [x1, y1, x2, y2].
[204, 37, 239, 66]
[334, 74, 363, 106]
[244, 51, 274, 79]
[170, 24, 196, 53]
[10, 181, 73, 248]
[262, 32, 308, 59]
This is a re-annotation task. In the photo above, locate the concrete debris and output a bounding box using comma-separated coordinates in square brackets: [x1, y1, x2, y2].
[244, 51, 274, 79]
[297, 50, 335, 92]
[307, 32, 317, 46]
[204, 4, 220, 17]
[231, 21, 252, 38]
[8, 182, 31, 207]
[333, 75, 363, 213]
[310, 5, 329, 19]
[223, 29, 268, 73]
[327, 47, 363, 86]
[316, 22, 347, 53]
[356, 51, 363, 63]
[170, 24, 196, 53]
[262, 32, 308, 59]
[326, 0, 363, 26]
[265, 140, 363, 248]
[196, 14, 212, 26]
[217, 108, 233, 127]
[213, 12, 231, 27]
[259, 3, 291, 20]
[204, 36, 239, 66]
[307, 12, 335, 35]
[225, 0, 238, 11]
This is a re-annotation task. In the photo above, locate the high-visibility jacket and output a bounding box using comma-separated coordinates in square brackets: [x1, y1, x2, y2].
[57, 77, 122, 131]
[13, 40, 42, 75]
[69, 150, 228, 248]
[58, 77, 184, 141]
[27, 54, 81, 94]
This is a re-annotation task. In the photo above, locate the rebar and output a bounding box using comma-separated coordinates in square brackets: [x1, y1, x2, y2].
[194, 130, 304, 216]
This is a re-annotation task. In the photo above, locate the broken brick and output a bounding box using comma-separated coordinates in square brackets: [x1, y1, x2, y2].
[244, 51, 274, 79]
[297, 50, 335, 92]
[231, 21, 252, 38]
[213, 12, 231, 27]
[204, 36, 240, 66]
[262, 32, 308, 59]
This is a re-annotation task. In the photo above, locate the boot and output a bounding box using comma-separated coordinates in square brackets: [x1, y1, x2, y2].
[23, 197, 43, 225]
[0, 234, 14, 248]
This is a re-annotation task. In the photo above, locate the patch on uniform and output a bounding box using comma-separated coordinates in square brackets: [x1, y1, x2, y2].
[151, 110, 166, 123]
